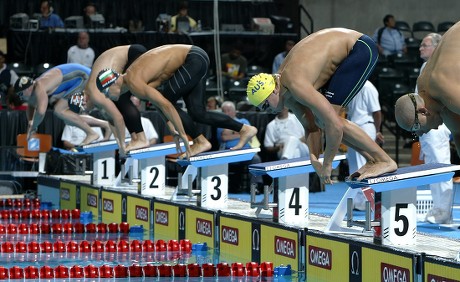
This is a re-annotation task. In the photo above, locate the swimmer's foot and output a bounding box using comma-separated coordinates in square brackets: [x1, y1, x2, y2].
[80, 132, 100, 146]
[180, 135, 211, 159]
[125, 139, 149, 152]
[350, 159, 398, 181]
[231, 125, 258, 150]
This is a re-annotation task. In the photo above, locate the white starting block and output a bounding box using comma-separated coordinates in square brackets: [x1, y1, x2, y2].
[78, 139, 129, 186]
[249, 155, 346, 226]
[325, 163, 460, 246]
[127, 142, 188, 196]
[176, 148, 260, 209]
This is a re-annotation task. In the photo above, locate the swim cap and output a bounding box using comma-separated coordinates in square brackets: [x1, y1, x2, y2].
[14, 76, 34, 96]
[96, 69, 120, 94]
[246, 73, 275, 106]
[68, 92, 86, 113]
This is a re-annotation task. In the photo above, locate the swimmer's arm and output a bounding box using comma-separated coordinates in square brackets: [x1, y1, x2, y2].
[89, 88, 127, 150]
[443, 114, 460, 158]
[289, 82, 343, 180]
[131, 84, 191, 157]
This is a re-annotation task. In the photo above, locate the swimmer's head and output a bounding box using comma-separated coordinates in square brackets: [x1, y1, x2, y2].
[68, 92, 86, 113]
[14, 76, 34, 99]
[96, 69, 120, 96]
[246, 73, 276, 108]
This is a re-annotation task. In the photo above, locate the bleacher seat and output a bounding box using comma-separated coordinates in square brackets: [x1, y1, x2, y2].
[405, 37, 422, 59]
[247, 65, 269, 77]
[437, 21, 455, 34]
[33, 63, 54, 77]
[392, 53, 418, 74]
[376, 67, 405, 95]
[406, 67, 421, 91]
[8, 63, 33, 77]
[412, 21, 436, 39]
[395, 21, 412, 38]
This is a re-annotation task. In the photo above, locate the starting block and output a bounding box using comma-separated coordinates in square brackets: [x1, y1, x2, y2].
[78, 139, 128, 186]
[127, 141, 188, 196]
[177, 148, 260, 209]
[249, 155, 346, 226]
[325, 163, 460, 246]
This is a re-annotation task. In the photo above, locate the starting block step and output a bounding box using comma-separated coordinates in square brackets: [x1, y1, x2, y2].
[177, 148, 260, 209]
[326, 163, 460, 246]
[249, 155, 346, 226]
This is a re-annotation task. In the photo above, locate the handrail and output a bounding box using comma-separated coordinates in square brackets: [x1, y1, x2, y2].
[299, 4, 314, 36]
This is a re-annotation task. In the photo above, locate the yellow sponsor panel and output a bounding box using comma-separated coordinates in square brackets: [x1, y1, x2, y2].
[260, 225, 298, 270]
[80, 186, 99, 216]
[425, 261, 460, 281]
[60, 181, 77, 210]
[219, 216, 252, 261]
[127, 196, 150, 227]
[101, 190, 123, 224]
[185, 209, 215, 249]
[306, 236, 349, 281]
[153, 202, 179, 240]
[362, 248, 413, 281]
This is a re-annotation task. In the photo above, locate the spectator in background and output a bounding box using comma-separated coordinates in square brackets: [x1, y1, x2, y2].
[39, 0, 64, 30]
[130, 96, 159, 145]
[0, 51, 19, 110]
[83, 2, 97, 28]
[217, 101, 264, 193]
[221, 44, 248, 94]
[221, 45, 248, 80]
[83, 2, 106, 29]
[264, 107, 309, 160]
[346, 80, 383, 210]
[272, 40, 295, 74]
[206, 96, 221, 111]
[372, 14, 407, 56]
[415, 33, 453, 224]
[170, 1, 197, 33]
[67, 32, 96, 68]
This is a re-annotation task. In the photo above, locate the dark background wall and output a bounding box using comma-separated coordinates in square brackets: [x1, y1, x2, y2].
[300, 0, 459, 37]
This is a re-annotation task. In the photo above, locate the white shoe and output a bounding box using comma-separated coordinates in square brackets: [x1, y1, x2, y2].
[425, 208, 451, 224]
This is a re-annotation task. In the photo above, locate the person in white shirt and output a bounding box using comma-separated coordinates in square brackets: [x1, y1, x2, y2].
[264, 107, 309, 160]
[67, 32, 95, 68]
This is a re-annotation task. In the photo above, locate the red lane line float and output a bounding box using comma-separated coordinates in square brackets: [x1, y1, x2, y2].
[0, 262, 276, 279]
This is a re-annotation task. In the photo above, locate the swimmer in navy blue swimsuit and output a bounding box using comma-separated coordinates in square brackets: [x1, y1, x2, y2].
[96, 44, 258, 158]
[14, 63, 111, 144]
[245, 28, 397, 184]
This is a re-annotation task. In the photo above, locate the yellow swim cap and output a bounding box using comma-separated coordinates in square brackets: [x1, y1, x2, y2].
[246, 73, 275, 106]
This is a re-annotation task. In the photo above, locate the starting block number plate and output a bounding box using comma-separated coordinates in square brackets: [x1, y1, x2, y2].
[278, 174, 309, 226]
[374, 187, 417, 245]
[94, 151, 115, 186]
[140, 158, 165, 196]
[201, 165, 228, 209]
